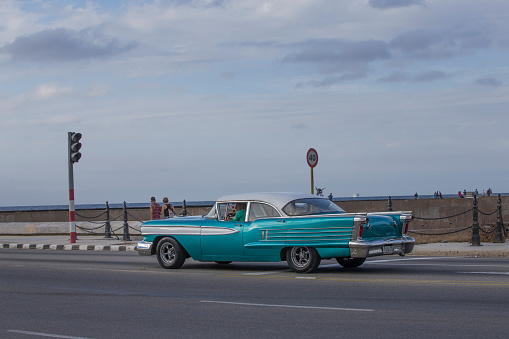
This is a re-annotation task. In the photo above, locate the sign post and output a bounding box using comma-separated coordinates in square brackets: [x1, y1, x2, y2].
[306, 148, 318, 195]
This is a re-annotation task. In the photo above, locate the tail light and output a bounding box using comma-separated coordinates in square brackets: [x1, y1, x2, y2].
[400, 214, 413, 235]
[353, 215, 368, 240]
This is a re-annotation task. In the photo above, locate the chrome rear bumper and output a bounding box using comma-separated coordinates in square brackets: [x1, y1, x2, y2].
[137, 241, 153, 256]
[349, 235, 415, 258]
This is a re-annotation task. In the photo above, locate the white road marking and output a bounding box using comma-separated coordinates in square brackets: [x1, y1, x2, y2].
[458, 272, 509, 276]
[200, 300, 374, 312]
[7, 330, 93, 339]
[367, 257, 449, 263]
[320, 257, 443, 267]
[295, 276, 316, 279]
[243, 270, 288, 275]
[369, 263, 509, 268]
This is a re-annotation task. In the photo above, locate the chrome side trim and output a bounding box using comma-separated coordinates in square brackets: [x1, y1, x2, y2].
[141, 225, 240, 236]
[137, 241, 153, 256]
[142, 226, 201, 235]
[368, 211, 412, 217]
[200, 226, 240, 235]
[348, 235, 415, 258]
[259, 226, 353, 242]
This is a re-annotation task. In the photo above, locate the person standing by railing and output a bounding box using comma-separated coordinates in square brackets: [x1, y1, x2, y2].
[150, 197, 161, 220]
[162, 197, 176, 219]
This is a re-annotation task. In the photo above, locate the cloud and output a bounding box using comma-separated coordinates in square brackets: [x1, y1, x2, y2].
[33, 83, 72, 100]
[291, 123, 309, 130]
[412, 70, 448, 82]
[378, 70, 448, 83]
[169, 0, 230, 9]
[476, 77, 503, 87]
[378, 71, 408, 82]
[221, 72, 235, 79]
[0, 27, 136, 62]
[282, 39, 389, 84]
[283, 39, 390, 68]
[390, 28, 491, 60]
[296, 72, 366, 88]
[369, 0, 425, 9]
[27, 115, 79, 126]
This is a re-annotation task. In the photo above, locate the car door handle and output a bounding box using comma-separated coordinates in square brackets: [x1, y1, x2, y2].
[235, 224, 243, 227]
[277, 220, 285, 223]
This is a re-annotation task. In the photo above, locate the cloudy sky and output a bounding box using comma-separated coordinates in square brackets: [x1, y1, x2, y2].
[1, 0, 509, 206]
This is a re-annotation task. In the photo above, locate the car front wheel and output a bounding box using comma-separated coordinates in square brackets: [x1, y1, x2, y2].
[336, 257, 366, 269]
[156, 237, 186, 269]
[286, 246, 320, 273]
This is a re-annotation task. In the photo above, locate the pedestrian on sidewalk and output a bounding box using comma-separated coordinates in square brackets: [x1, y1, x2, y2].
[162, 197, 176, 219]
[150, 197, 161, 220]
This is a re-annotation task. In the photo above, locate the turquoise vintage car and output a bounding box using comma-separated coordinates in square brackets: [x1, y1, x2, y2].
[137, 192, 415, 273]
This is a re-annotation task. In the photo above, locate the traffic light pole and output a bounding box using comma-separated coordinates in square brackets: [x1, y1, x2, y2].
[68, 132, 77, 243]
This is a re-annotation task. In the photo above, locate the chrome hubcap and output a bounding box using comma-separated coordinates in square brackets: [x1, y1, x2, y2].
[291, 246, 310, 268]
[160, 243, 176, 264]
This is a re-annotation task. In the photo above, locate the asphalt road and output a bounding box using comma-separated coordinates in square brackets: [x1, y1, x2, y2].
[1, 250, 508, 339]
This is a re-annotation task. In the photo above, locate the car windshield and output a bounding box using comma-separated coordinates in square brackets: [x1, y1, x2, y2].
[282, 198, 345, 216]
[205, 205, 217, 219]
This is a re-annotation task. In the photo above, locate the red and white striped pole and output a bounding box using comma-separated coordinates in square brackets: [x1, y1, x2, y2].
[68, 132, 76, 243]
[69, 188, 76, 243]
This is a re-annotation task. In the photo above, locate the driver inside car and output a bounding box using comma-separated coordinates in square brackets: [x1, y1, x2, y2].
[226, 203, 247, 221]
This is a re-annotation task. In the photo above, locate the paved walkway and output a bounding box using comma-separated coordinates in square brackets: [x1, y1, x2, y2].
[1, 235, 508, 257]
[409, 241, 509, 257]
[0, 235, 142, 252]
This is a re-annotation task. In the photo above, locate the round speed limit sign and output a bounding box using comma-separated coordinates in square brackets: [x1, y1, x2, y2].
[307, 148, 318, 168]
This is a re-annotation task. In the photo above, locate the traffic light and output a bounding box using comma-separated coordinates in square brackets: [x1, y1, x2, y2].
[69, 132, 82, 163]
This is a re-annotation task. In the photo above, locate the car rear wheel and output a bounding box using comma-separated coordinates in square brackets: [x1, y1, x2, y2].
[336, 257, 366, 269]
[286, 246, 321, 273]
[156, 237, 186, 269]
[214, 261, 232, 265]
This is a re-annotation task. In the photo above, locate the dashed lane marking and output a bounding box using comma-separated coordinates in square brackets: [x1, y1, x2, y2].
[200, 300, 374, 312]
[7, 330, 94, 339]
[243, 270, 289, 275]
[458, 271, 509, 276]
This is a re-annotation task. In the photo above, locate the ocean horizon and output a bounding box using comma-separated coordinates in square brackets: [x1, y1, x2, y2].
[2, 193, 505, 212]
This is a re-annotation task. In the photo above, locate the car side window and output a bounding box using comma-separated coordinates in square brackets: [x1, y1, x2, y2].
[217, 203, 237, 221]
[248, 202, 281, 222]
[217, 203, 228, 221]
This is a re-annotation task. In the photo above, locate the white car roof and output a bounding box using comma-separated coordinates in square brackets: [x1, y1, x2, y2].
[217, 192, 325, 210]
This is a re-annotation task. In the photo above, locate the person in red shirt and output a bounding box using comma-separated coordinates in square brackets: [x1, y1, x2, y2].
[150, 197, 161, 220]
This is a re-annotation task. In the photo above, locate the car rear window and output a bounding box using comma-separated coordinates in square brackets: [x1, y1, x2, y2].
[282, 198, 345, 216]
[248, 202, 281, 221]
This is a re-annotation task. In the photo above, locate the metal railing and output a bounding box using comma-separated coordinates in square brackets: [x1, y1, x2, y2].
[74, 200, 192, 241]
[399, 194, 507, 245]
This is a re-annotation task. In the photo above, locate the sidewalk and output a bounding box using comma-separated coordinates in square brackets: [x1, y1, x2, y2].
[0, 235, 141, 252]
[1, 234, 508, 257]
[408, 241, 509, 258]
